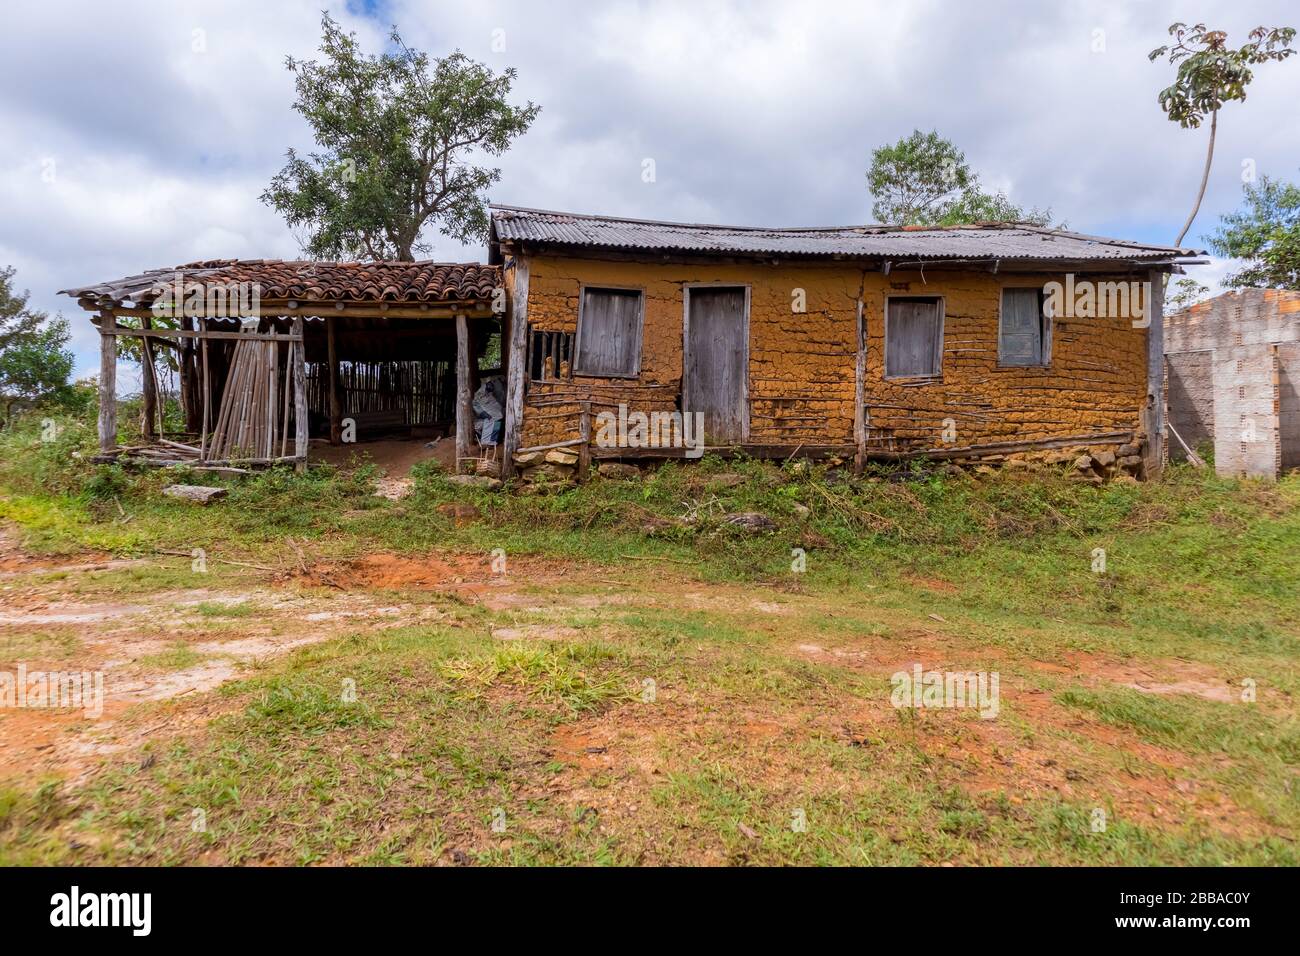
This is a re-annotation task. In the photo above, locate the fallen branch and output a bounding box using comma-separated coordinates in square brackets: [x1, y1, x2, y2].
[154, 548, 279, 572]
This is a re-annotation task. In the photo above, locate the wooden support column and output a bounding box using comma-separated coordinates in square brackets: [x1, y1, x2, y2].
[199, 318, 210, 461]
[1143, 268, 1166, 478]
[180, 315, 200, 432]
[501, 257, 530, 479]
[98, 311, 117, 453]
[292, 315, 308, 472]
[853, 297, 866, 476]
[140, 314, 158, 440]
[455, 314, 473, 473]
[578, 402, 592, 480]
[326, 315, 342, 445]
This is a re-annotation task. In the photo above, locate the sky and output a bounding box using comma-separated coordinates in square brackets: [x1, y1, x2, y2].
[2, 0, 1298, 384]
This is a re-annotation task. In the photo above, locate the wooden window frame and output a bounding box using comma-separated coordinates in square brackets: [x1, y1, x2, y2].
[998, 287, 1053, 368]
[681, 283, 752, 442]
[884, 294, 945, 381]
[573, 284, 645, 379]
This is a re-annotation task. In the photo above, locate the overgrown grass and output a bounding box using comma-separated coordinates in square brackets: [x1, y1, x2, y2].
[1, 405, 1297, 865]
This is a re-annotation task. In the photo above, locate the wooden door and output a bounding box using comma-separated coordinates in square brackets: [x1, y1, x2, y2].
[684, 287, 748, 444]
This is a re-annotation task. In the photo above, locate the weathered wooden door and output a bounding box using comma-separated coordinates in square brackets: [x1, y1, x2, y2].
[684, 287, 748, 444]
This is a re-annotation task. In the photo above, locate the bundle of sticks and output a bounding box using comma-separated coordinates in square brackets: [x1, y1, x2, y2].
[92, 439, 247, 474]
[206, 335, 298, 462]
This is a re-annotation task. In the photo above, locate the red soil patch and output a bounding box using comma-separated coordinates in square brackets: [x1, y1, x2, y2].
[295, 552, 490, 591]
[287, 551, 585, 598]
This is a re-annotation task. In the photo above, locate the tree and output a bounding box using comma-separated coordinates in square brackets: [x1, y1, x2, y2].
[1167, 277, 1211, 311]
[0, 267, 74, 423]
[1207, 172, 1300, 289]
[262, 13, 540, 261]
[866, 130, 1051, 226]
[1149, 22, 1295, 247]
[936, 188, 1052, 228]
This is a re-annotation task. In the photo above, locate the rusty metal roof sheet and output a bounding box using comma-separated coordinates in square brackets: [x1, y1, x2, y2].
[490, 205, 1204, 264]
[61, 260, 501, 308]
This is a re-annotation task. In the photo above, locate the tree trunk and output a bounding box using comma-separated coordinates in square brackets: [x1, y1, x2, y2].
[1175, 107, 1217, 249]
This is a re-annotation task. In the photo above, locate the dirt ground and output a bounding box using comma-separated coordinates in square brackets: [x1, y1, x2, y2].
[0, 538, 571, 785]
[308, 435, 473, 476]
[0, 529, 1290, 863]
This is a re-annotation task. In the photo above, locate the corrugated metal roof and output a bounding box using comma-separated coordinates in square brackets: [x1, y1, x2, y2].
[61, 260, 501, 308]
[490, 205, 1204, 264]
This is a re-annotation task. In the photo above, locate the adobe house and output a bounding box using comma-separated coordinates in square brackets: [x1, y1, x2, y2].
[62, 261, 501, 472]
[489, 206, 1204, 478]
[63, 210, 1205, 483]
[1164, 288, 1300, 478]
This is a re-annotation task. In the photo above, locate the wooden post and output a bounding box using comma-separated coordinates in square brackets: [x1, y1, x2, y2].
[180, 315, 200, 432]
[1143, 268, 1165, 478]
[853, 297, 866, 476]
[455, 314, 473, 473]
[578, 401, 592, 481]
[199, 318, 210, 461]
[326, 315, 342, 445]
[140, 314, 158, 441]
[98, 311, 117, 453]
[501, 257, 530, 478]
[292, 315, 308, 472]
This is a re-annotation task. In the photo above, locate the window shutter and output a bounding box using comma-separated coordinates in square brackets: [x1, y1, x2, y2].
[575, 288, 643, 377]
[886, 298, 943, 377]
[1000, 289, 1044, 366]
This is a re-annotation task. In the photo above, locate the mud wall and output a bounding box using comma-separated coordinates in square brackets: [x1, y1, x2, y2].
[517, 254, 1153, 454]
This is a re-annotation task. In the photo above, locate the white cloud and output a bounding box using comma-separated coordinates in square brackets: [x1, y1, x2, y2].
[2, 0, 1297, 378]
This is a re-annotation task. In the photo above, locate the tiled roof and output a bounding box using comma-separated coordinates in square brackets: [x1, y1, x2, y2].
[490, 205, 1205, 264]
[61, 260, 501, 307]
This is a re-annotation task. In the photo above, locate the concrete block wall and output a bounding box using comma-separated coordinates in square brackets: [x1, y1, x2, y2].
[1164, 289, 1300, 478]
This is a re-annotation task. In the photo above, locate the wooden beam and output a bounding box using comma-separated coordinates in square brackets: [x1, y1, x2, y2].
[326, 315, 342, 445]
[455, 314, 473, 473]
[199, 318, 210, 461]
[585, 431, 1133, 462]
[501, 257, 530, 478]
[1143, 268, 1165, 478]
[292, 315, 308, 472]
[91, 325, 300, 343]
[140, 314, 158, 441]
[79, 300, 495, 320]
[578, 402, 592, 480]
[98, 311, 117, 453]
[853, 296, 866, 475]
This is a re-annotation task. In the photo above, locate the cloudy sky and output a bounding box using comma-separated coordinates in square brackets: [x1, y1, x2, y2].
[3, 0, 1298, 382]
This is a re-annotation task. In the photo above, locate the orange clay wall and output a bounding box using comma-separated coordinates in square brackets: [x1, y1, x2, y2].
[516, 254, 1150, 452]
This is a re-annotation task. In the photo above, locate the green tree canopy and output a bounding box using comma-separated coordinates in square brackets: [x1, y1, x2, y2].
[1207, 172, 1300, 289]
[262, 13, 540, 261]
[0, 266, 75, 423]
[866, 130, 1050, 227]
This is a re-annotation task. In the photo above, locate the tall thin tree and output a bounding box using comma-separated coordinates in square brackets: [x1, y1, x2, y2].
[1150, 22, 1295, 248]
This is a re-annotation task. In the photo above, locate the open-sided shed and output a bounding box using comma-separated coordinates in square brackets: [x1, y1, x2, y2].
[61, 260, 503, 472]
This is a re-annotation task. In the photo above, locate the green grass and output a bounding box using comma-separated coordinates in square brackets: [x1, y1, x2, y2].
[137, 642, 208, 670]
[0, 405, 1296, 865]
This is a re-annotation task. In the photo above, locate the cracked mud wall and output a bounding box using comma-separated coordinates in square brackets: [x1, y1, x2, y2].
[517, 254, 1151, 453]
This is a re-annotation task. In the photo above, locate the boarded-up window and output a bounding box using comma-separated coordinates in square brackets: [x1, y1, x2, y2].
[999, 288, 1050, 366]
[574, 288, 643, 377]
[885, 297, 943, 378]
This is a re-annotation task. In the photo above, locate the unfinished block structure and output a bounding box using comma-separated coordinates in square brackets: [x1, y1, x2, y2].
[1164, 289, 1300, 478]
